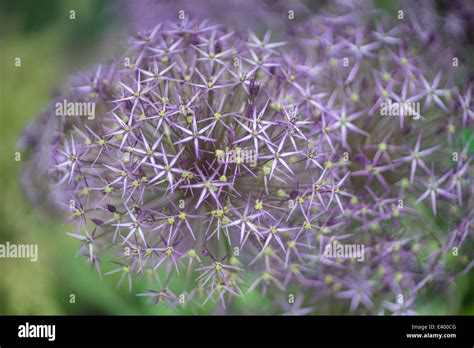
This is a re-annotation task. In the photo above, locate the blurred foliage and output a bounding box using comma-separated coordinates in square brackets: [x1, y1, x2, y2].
[0, 0, 472, 315]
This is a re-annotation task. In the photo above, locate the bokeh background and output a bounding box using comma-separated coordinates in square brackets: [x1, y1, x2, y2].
[0, 0, 473, 315]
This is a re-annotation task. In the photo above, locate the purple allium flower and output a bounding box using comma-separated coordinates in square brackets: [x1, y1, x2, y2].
[21, 8, 474, 315]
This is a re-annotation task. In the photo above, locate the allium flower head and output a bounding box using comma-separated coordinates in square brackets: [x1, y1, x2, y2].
[22, 11, 474, 314]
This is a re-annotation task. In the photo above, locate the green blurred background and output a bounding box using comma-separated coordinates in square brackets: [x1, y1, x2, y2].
[0, 0, 473, 315]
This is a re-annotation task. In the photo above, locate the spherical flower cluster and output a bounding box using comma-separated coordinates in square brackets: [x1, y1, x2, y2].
[22, 13, 473, 314]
